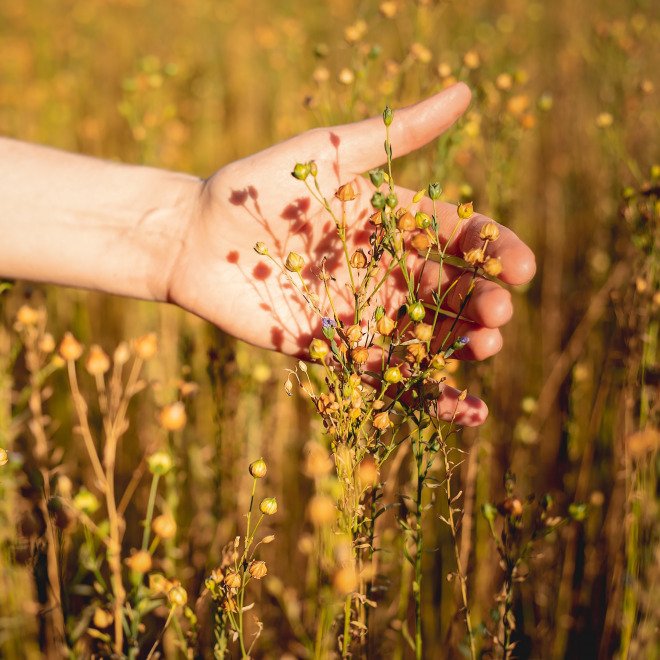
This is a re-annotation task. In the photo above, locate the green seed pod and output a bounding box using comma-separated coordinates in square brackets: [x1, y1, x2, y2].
[369, 169, 385, 187]
[383, 365, 403, 384]
[385, 193, 398, 208]
[407, 301, 426, 323]
[383, 105, 393, 126]
[428, 182, 442, 200]
[415, 212, 431, 229]
[260, 497, 278, 515]
[371, 192, 386, 209]
[292, 163, 311, 180]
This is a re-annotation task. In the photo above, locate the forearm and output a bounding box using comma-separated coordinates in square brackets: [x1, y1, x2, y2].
[0, 138, 202, 302]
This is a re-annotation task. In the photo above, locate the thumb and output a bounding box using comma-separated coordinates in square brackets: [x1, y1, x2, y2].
[333, 82, 472, 175]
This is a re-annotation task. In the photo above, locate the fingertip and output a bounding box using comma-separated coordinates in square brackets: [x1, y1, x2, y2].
[459, 327, 503, 361]
[499, 242, 536, 285]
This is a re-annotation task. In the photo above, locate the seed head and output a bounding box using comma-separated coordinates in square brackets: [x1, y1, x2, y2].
[463, 247, 485, 266]
[0, 448, 8, 466]
[254, 241, 269, 256]
[159, 402, 187, 431]
[126, 549, 152, 574]
[59, 332, 83, 362]
[411, 233, 431, 251]
[16, 305, 40, 326]
[260, 497, 278, 515]
[397, 211, 416, 232]
[249, 458, 268, 478]
[152, 513, 177, 540]
[479, 222, 500, 241]
[85, 345, 110, 376]
[134, 332, 158, 359]
[285, 252, 305, 273]
[414, 323, 433, 343]
[148, 451, 174, 476]
[372, 411, 391, 430]
[376, 315, 396, 336]
[335, 183, 357, 202]
[351, 346, 369, 364]
[168, 585, 188, 607]
[248, 561, 268, 579]
[383, 365, 403, 384]
[344, 324, 362, 345]
[309, 338, 329, 362]
[350, 249, 368, 269]
[224, 571, 242, 589]
[482, 257, 503, 277]
[307, 494, 336, 525]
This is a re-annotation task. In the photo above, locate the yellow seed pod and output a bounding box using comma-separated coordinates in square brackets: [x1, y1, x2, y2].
[260, 497, 278, 515]
[16, 305, 40, 326]
[134, 333, 158, 360]
[479, 222, 500, 241]
[168, 585, 188, 607]
[152, 514, 177, 540]
[85, 345, 110, 376]
[159, 402, 187, 432]
[376, 315, 396, 336]
[350, 249, 368, 269]
[92, 608, 113, 629]
[463, 248, 485, 266]
[396, 211, 416, 232]
[414, 323, 433, 343]
[351, 347, 369, 365]
[224, 571, 242, 589]
[59, 332, 83, 362]
[125, 550, 152, 574]
[248, 561, 268, 580]
[335, 183, 357, 201]
[249, 458, 268, 478]
[482, 257, 503, 277]
[309, 338, 329, 362]
[0, 448, 8, 466]
[345, 324, 363, 345]
[285, 251, 305, 273]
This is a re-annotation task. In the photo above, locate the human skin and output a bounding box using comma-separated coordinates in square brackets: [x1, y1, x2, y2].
[0, 83, 535, 426]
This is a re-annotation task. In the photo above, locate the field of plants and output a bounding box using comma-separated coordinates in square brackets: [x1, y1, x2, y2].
[0, 0, 657, 658]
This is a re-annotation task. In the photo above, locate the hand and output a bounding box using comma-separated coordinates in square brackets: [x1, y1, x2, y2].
[168, 83, 535, 425]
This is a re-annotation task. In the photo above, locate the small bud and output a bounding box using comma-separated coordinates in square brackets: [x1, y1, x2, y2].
[479, 222, 500, 241]
[414, 323, 433, 343]
[224, 571, 242, 589]
[412, 188, 426, 203]
[307, 494, 336, 525]
[385, 193, 398, 208]
[59, 332, 83, 362]
[168, 585, 188, 607]
[113, 341, 131, 365]
[249, 458, 268, 478]
[285, 252, 305, 273]
[457, 202, 474, 219]
[309, 338, 330, 361]
[383, 365, 403, 384]
[482, 257, 503, 277]
[0, 448, 8, 466]
[262, 534, 275, 544]
[335, 183, 357, 201]
[350, 249, 368, 269]
[411, 233, 431, 251]
[397, 211, 416, 231]
[159, 402, 187, 431]
[369, 169, 385, 187]
[407, 301, 426, 323]
[85, 345, 110, 376]
[383, 105, 393, 126]
[428, 183, 442, 200]
[254, 241, 269, 255]
[134, 333, 158, 359]
[148, 451, 174, 476]
[248, 561, 268, 579]
[126, 549, 152, 574]
[351, 346, 369, 364]
[260, 497, 278, 515]
[292, 163, 311, 180]
[152, 513, 177, 540]
[371, 192, 386, 209]
[372, 411, 391, 430]
[376, 315, 396, 336]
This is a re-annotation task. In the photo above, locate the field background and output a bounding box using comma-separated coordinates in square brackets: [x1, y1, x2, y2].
[0, 0, 657, 658]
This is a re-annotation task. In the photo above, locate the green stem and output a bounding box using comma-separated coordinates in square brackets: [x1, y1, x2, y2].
[141, 473, 160, 551]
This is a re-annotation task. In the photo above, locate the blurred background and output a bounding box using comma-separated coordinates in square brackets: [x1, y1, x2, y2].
[0, 0, 657, 657]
